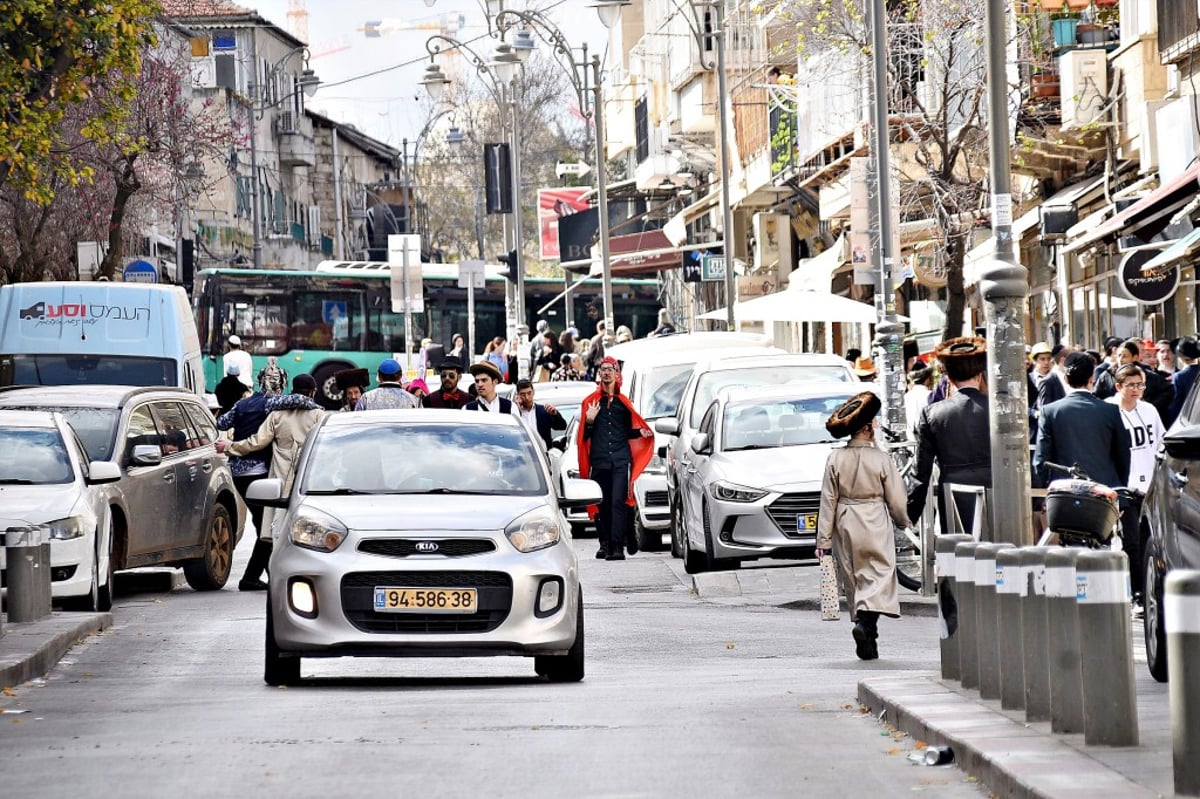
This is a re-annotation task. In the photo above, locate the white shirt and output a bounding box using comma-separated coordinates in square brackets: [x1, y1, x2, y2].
[513, 403, 542, 444]
[222, 349, 253, 388]
[904, 385, 930, 440]
[1105, 397, 1163, 492]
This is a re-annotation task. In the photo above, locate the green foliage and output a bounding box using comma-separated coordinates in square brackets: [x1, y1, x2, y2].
[0, 0, 161, 203]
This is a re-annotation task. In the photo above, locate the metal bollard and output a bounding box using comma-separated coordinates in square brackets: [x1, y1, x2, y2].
[1166, 570, 1200, 795]
[955, 541, 982, 690]
[1077, 549, 1138, 746]
[936, 533, 973, 680]
[1046, 548, 1085, 734]
[5, 524, 52, 623]
[1020, 546, 1054, 723]
[996, 547, 1025, 710]
[975, 542, 1013, 700]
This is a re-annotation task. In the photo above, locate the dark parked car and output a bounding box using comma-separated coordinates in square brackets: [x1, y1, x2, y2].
[0, 385, 245, 591]
[1139, 378, 1200, 681]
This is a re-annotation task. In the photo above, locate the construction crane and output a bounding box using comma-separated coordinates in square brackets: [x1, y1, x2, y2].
[286, 0, 352, 60]
[361, 13, 467, 40]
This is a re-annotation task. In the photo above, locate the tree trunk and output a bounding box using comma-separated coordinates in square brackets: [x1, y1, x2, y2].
[942, 233, 967, 339]
[98, 156, 140, 281]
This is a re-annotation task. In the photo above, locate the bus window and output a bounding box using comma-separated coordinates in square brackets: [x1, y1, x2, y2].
[220, 295, 287, 355]
[293, 291, 361, 351]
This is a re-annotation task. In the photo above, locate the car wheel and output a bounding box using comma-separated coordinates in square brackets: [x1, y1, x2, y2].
[264, 595, 301, 686]
[683, 502, 711, 575]
[1145, 554, 1168, 683]
[95, 517, 114, 612]
[635, 514, 662, 552]
[184, 505, 234, 591]
[670, 498, 684, 559]
[311, 362, 354, 411]
[534, 588, 585, 683]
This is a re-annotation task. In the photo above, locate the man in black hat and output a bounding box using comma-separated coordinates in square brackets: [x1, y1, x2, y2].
[1034, 351, 1130, 488]
[334, 368, 370, 412]
[464, 361, 513, 413]
[423, 358, 470, 409]
[908, 337, 992, 534]
[1167, 336, 1200, 426]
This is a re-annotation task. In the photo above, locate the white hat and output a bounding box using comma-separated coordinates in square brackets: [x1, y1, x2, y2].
[225, 363, 240, 376]
[229, 334, 242, 346]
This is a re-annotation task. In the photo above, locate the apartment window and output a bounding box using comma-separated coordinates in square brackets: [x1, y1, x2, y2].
[635, 96, 649, 164]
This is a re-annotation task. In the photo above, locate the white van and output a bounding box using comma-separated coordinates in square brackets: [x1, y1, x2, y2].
[0, 282, 205, 395]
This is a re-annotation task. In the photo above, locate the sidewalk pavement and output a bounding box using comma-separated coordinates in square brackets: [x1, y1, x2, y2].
[0, 568, 185, 689]
[670, 559, 1172, 798]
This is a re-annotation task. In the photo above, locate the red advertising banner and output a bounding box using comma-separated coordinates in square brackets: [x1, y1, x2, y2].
[538, 187, 592, 260]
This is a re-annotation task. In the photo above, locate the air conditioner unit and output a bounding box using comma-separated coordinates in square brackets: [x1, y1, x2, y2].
[190, 57, 216, 89]
[1059, 49, 1108, 130]
[276, 110, 297, 135]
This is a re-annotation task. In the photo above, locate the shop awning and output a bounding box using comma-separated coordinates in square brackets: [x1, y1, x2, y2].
[1140, 227, 1200, 275]
[663, 189, 722, 247]
[699, 289, 890, 324]
[1063, 163, 1200, 254]
[787, 236, 847, 292]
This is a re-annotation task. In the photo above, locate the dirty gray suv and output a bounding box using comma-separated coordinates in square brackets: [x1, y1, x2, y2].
[0, 385, 244, 591]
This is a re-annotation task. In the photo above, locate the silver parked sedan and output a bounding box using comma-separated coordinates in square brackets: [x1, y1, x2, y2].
[677, 384, 865, 573]
[248, 409, 601, 685]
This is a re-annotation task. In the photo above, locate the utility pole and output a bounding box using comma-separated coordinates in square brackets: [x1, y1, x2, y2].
[712, 0, 736, 331]
[981, 0, 1032, 545]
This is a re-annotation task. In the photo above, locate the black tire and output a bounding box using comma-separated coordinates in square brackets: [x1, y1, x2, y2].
[95, 517, 114, 612]
[63, 518, 114, 612]
[534, 589, 585, 682]
[670, 498, 684, 559]
[635, 514, 663, 552]
[1145, 554, 1168, 683]
[265, 595, 301, 686]
[184, 505, 234, 591]
[896, 562, 922, 592]
[311, 362, 355, 411]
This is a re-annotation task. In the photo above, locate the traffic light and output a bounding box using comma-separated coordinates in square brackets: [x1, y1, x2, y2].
[496, 249, 519, 281]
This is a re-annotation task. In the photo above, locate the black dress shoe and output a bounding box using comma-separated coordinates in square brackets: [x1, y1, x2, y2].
[852, 623, 877, 660]
[239, 578, 269, 591]
[606, 552, 626, 561]
[626, 536, 638, 556]
[595, 548, 609, 560]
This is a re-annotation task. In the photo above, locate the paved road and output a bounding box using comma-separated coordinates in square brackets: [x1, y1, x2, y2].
[0, 536, 984, 798]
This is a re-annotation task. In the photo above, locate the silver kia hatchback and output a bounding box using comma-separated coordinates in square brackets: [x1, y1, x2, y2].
[249, 409, 601, 685]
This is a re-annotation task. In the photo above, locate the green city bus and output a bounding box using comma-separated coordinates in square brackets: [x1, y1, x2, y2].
[193, 263, 662, 408]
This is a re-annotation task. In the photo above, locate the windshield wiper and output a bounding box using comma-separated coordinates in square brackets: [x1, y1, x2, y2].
[394, 487, 497, 495]
[306, 488, 374, 495]
[0, 479, 37, 485]
[726, 444, 776, 452]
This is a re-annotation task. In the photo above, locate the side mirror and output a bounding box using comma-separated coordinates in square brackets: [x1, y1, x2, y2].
[550, 435, 568, 452]
[690, 433, 710, 454]
[245, 478, 289, 508]
[131, 445, 162, 466]
[654, 418, 680, 436]
[1164, 435, 1200, 461]
[87, 461, 122, 484]
[559, 477, 602, 509]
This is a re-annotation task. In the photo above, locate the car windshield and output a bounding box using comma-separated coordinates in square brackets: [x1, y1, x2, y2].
[303, 422, 547, 496]
[0, 406, 119, 461]
[722, 395, 851, 451]
[691, 366, 853, 426]
[639, 363, 696, 419]
[0, 428, 73, 484]
[0, 354, 175, 388]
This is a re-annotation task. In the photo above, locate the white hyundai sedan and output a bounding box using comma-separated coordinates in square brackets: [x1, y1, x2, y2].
[248, 409, 601, 685]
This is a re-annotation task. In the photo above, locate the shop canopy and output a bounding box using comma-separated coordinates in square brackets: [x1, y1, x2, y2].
[699, 289, 903, 324]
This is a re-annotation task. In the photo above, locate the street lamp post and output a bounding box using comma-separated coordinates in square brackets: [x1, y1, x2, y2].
[247, 46, 319, 269]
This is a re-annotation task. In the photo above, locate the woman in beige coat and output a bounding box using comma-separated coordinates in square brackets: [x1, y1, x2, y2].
[815, 391, 911, 660]
[216, 374, 325, 588]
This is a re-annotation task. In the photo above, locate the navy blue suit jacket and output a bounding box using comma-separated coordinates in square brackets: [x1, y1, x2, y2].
[1168, 364, 1199, 427]
[464, 397, 514, 414]
[1033, 390, 1130, 487]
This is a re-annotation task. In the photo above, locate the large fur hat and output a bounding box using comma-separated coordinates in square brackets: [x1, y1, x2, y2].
[334, 368, 370, 391]
[825, 391, 882, 439]
[935, 336, 987, 381]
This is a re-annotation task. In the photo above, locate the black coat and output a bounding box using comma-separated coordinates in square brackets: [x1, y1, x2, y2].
[908, 386, 992, 522]
[1033, 391, 1130, 487]
[525, 404, 567, 448]
[464, 397, 514, 414]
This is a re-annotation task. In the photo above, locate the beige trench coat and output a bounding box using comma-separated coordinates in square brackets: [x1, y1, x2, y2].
[816, 439, 911, 618]
[228, 407, 324, 539]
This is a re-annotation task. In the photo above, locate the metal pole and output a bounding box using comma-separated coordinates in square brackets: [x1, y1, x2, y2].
[713, 0, 736, 331]
[1167, 570, 1200, 795]
[249, 81, 263, 270]
[995, 547, 1025, 710]
[954, 540, 981, 689]
[1020, 546, 1053, 722]
[592, 56, 615, 338]
[510, 81, 526, 333]
[402, 242, 413, 374]
[974, 541, 1013, 700]
[1046, 547, 1085, 734]
[1077, 550, 1138, 746]
[982, 0, 1032, 547]
[5, 525, 52, 623]
[935, 533, 973, 680]
[332, 128, 345, 260]
[867, 0, 906, 439]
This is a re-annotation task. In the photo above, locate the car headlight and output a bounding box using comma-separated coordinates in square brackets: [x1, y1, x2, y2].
[45, 516, 86, 541]
[289, 510, 347, 552]
[711, 481, 768, 503]
[505, 508, 561, 552]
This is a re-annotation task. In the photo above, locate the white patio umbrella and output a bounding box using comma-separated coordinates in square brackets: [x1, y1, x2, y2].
[699, 289, 905, 324]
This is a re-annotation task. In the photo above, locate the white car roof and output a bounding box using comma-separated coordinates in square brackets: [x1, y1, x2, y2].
[320, 408, 521, 428]
[0, 409, 60, 428]
[697, 351, 851, 369]
[604, 332, 775, 361]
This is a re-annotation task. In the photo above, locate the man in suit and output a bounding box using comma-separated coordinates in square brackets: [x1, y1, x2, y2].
[464, 362, 514, 413]
[1034, 351, 1130, 488]
[511, 378, 567, 449]
[1167, 336, 1200, 427]
[423, 358, 470, 409]
[908, 336, 993, 534]
[1036, 344, 1071, 413]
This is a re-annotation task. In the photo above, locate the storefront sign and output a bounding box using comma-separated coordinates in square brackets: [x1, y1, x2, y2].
[737, 275, 777, 298]
[1118, 248, 1179, 304]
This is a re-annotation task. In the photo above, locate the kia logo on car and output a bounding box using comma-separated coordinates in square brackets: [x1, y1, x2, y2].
[414, 541, 439, 553]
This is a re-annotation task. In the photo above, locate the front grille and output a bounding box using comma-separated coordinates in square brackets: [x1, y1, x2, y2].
[766, 492, 822, 538]
[357, 539, 496, 558]
[644, 490, 669, 508]
[340, 570, 513, 633]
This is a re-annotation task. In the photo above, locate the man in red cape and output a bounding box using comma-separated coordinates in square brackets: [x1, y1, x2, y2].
[576, 356, 654, 560]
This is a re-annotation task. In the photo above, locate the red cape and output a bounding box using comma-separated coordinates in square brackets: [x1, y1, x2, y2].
[576, 389, 655, 520]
